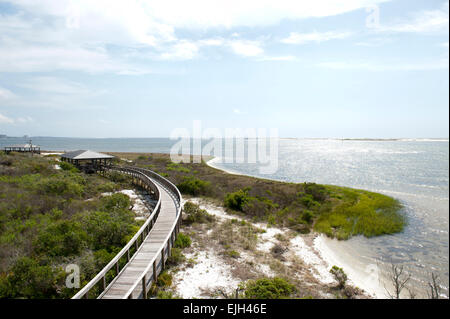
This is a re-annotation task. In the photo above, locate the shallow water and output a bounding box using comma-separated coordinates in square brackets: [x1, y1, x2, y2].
[212, 139, 449, 298]
[1, 136, 448, 297]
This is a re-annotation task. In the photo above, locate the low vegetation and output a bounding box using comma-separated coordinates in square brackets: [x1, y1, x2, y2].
[112, 152, 405, 240]
[177, 176, 211, 196]
[0, 151, 407, 299]
[174, 232, 192, 249]
[183, 201, 215, 225]
[242, 277, 296, 299]
[0, 152, 140, 298]
[314, 186, 404, 239]
[330, 265, 348, 289]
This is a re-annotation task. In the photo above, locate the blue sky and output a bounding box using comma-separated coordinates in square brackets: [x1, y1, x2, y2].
[0, 0, 448, 138]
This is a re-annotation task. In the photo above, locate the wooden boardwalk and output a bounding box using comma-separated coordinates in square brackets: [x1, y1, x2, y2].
[72, 167, 182, 299]
[101, 180, 178, 299]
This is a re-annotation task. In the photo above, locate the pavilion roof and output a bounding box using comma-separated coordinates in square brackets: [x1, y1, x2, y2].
[60, 150, 114, 160]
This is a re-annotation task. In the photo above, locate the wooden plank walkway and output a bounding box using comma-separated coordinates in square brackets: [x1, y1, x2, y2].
[101, 180, 178, 299]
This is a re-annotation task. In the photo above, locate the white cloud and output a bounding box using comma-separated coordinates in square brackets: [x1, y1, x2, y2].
[0, 0, 388, 72]
[317, 59, 449, 71]
[16, 116, 34, 124]
[0, 113, 14, 124]
[18, 77, 91, 95]
[0, 87, 17, 100]
[198, 38, 226, 47]
[374, 2, 449, 33]
[7, 0, 387, 29]
[355, 37, 393, 47]
[2, 76, 107, 109]
[0, 42, 138, 74]
[0, 113, 34, 124]
[233, 108, 247, 115]
[281, 31, 353, 44]
[258, 55, 298, 61]
[229, 40, 264, 57]
[160, 40, 199, 60]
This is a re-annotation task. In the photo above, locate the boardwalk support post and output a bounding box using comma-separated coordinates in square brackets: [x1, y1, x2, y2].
[142, 276, 147, 299]
[153, 261, 157, 282]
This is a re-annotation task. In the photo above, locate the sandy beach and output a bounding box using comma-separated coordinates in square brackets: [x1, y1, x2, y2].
[205, 156, 386, 298]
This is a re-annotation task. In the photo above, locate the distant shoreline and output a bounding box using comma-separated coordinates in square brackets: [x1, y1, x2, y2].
[2, 136, 449, 142]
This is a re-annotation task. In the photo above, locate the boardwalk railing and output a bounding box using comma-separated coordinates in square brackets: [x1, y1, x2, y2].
[72, 166, 182, 299]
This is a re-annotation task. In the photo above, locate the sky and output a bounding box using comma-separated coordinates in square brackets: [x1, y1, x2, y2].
[0, 0, 448, 138]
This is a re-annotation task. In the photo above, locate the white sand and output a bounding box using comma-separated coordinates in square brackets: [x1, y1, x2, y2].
[182, 197, 244, 222]
[172, 249, 241, 298]
[313, 234, 387, 298]
[41, 152, 63, 156]
[290, 236, 335, 284]
[256, 227, 283, 253]
[177, 198, 283, 294]
[181, 197, 383, 298]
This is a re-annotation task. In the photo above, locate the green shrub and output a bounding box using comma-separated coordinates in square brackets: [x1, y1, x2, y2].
[298, 193, 319, 208]
[301, 210, 314, 224]
[157, 271, 173, 288]
[224, 250, 240, 258]
[242, 196, 277, 218]
[0, 257, 63, 299]
[166, 162, 190, 173]
[107, 171, 128, 183]
[157, 290, 180, 299]
[39, 177, 84, 197]
[224, 187, 252, 211]
[34, 220, 87, 257]
[174, 232, 191, 248]
[183, 202, 215, 224]
[0, 156, 12, 166]
[96, 182, 116, 193]
[78, 209, 135, 250]
[0, 153, 140, 299]
[330, 266, 347, 289]
[100, 193, 131, 211]
[243, 277, 295, 299]
[177, 176, 211, 196]
[303, 183, 328, 201]
[168, 248, 185, 265]
[59, 161, 79, 172]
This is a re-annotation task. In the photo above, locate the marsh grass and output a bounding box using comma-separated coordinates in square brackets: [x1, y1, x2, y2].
[314, 186, 404, 239]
